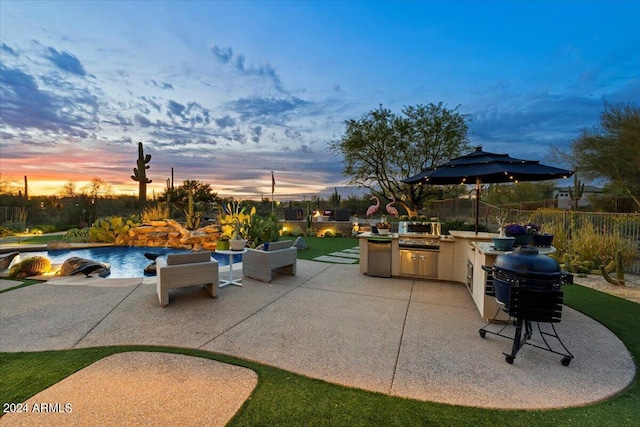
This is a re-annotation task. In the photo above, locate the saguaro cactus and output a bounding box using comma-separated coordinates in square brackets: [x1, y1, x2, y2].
[568, 174, 584, 210]
[131, 142, 152, 202]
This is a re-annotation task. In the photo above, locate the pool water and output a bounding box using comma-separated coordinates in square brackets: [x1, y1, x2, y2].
[20, 246, 242, 279]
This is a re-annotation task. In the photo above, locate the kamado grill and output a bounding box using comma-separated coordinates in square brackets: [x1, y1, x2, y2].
[479, 246, 574, 365]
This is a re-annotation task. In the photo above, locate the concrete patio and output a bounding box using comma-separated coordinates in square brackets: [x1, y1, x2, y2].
[0, 259, 636, 423]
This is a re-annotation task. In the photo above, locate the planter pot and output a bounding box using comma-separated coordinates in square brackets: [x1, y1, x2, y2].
[217, 240, 230, 251]
[492, 236, 515, 251]
[506, 233, 533, 247]
[229, 239, 247, 250]
[377, 228, 390, 235]
[533, 233, 554, 247]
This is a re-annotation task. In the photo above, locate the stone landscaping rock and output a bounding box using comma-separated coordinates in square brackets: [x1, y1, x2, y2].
[293, 236, 308, 250]
[59, 257, 110, 277]
[0, 251, 19, 271]
[47, 240, 72, 250]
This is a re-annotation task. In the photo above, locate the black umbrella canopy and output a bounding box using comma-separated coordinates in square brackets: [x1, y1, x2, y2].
[403, 146, 574, 185]
[402, 147, 574, 233]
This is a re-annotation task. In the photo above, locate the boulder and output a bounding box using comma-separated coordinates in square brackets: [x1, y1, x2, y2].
[144, 262, 157, 275]
[293, 236, 308, 250]
[60, 257, 110, 277]
[47, 240, 72, 250]
[0, 251, 19, 271]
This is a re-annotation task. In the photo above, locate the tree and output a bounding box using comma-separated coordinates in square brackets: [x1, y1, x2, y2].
[80, 178, 112, 223]
[158, 180, 218, 218]
[330, 103, 470, 217]
[485, 182, 555, 206]
[0, 173, 19, 195]
[59, 181, 77, 198]
[569, 102, 640, 208]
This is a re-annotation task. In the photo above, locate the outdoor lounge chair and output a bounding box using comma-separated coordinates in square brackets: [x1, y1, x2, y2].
[243, 240, 297, 282]
[156, 251, 219, 306]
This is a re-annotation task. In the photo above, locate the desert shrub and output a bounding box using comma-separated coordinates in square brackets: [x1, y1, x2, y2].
[141, 204, 170, 223]
[63, 228, 90, 242]
[245, 214, 281, 248]
[566, 223, 637, 269]
[282, 225, 304, 237]
[540, 222, 571, 260]
[0, 226, 15, 237]
[2, 221, 26, 233]
[89, 216, 139, 243]
[31, 224, 58, 234]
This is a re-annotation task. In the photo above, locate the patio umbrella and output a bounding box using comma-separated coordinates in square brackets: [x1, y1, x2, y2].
[402, 146, 574, 233]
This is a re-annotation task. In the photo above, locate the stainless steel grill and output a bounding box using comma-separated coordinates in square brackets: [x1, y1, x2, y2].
[398, 236, 440, 250]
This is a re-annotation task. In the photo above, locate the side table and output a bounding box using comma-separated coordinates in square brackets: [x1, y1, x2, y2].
[215, 248, 247, 287]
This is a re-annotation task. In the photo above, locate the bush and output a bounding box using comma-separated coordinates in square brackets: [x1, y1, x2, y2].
[0, 226, 16, 238]
[568, 223, 638, 269]
[89, 216, 139, 243]
[63, 228, 90, 242]
[141, 204, 170, 223]
[31, 224, 58, 234]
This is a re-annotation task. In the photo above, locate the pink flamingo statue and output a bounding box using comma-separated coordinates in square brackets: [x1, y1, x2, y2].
[366, 196, 380, 217]
[385, 195, 399, 217]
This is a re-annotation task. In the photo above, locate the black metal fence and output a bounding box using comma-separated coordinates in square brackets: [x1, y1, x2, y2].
[429, 198, 640, 274]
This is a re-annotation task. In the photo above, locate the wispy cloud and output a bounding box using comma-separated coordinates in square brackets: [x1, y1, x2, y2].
[211, 44, 285, 93]
[45, 47, 87, 76]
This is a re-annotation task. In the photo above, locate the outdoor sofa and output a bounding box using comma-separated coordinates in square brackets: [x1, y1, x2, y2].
[156, 251, 219, 306]
[243, 240, 297, 282]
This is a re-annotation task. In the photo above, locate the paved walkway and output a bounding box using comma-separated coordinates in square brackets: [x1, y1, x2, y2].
[312, 245, 360, 264]
[0, 257, 636, 425]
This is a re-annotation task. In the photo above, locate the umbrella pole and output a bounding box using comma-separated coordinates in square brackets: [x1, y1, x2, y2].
[475, 178, 481, 234]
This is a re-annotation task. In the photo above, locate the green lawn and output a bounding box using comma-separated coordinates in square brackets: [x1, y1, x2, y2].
[1, 238, 639, 425]
[282, 235, 359, 261]
[7, 234, 64, 244]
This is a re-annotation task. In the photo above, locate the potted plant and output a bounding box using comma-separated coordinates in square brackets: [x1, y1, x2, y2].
[493, 211, 515, 250]
[504, 223, 534, 246]
[230, 218, 248, 250]
[217, 234, 230, 251]
[376, 216, 391, 235]
[219, 201, 253, 250]
[532, 224, 554, 247]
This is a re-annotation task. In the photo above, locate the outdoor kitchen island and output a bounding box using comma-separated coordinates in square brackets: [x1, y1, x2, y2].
[359, 230, 556, 321]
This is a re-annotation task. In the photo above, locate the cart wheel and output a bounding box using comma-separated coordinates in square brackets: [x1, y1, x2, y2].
[479, 329, 486, 338]
[561, 357, 571, 366]
[505, 355, 514, 364]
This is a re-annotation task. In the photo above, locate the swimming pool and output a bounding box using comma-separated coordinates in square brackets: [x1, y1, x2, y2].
[19, 246, 242, 279]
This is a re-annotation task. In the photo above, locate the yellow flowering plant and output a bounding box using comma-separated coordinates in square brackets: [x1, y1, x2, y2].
[219, 201, 256, 239]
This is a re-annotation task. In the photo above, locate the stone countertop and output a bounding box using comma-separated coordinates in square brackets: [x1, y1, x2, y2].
[473, 241, 556, 256]
[448, 230, 497, 240]
[357, 232, 397, 239]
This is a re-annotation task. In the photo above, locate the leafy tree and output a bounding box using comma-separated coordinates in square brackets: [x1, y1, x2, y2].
[569, 102, 640, 208]
[158, 180, 218, 218]
[0, 173, 20, 195]
[330, 103, 470, 217]
[485, 182, 555, 206]
[59, 182, 77, 198]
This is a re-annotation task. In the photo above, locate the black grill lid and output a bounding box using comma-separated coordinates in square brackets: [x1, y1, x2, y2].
[493, 245, 561, 275]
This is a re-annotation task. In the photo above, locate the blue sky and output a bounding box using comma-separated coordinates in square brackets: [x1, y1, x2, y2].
[1, 0, 638, 199]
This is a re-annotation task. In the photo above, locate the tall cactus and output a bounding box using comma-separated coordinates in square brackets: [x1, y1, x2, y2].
[131, 141, 152, 202]
[568, 173, 584, 210]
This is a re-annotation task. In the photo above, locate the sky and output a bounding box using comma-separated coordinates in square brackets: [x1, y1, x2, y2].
[1, 0, 639, 200]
